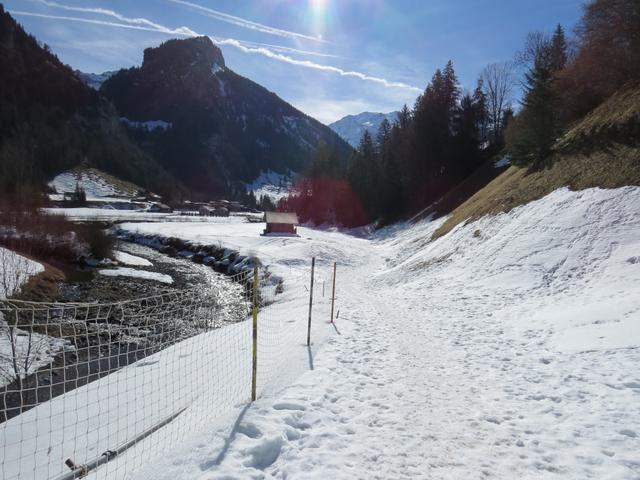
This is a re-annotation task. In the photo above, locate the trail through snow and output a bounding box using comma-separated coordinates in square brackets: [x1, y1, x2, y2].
[129, 187, 640, 480]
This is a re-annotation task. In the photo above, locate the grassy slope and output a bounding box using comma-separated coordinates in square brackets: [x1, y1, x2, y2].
[433, 86, 640, 239]
[409, 157, 509, 224]
[64, 166, 143, 197]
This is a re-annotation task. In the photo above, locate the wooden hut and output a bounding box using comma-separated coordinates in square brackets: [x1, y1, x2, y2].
[263, 212, 298, 235]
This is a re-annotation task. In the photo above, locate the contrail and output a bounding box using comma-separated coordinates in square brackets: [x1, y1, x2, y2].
[12, 11, 198, 36]
[30, 0, 193, 33]
[11, 9, 422, 93]
[216, 38, 423, 93]
[167, 0, 326, 43]
[28, 0, 338, 59]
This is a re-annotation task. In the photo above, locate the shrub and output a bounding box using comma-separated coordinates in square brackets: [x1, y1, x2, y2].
[81, 223, 115, 260]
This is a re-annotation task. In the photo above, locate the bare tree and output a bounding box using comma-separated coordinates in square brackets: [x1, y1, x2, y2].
[0, 247, 32, 299]
[0, 318, 47, 385]
[516, 31, 550, 70]
[0, 248, 47, 406]
[481, 62, 514, 145]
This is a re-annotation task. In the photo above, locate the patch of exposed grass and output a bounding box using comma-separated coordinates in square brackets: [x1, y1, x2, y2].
[432, 85, 640, 240]
[433, 143, 640, 239]
[69, 166, 143, 197]
[409, 155, 509, 224]
[13, 262, 65, 302]
[557, 84, 640, 150]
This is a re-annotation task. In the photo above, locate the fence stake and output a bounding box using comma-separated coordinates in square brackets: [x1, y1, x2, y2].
[307, 257, 315, 347]
[330, 262, 337, 323]
[251, 266, 258, 402]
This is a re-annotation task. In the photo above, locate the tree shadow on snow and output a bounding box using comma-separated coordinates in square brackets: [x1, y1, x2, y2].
[307, 344, 314, 371]
[200, 403, 251, 470]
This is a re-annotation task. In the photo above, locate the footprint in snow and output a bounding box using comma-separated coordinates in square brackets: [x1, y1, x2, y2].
[272, 402, 306, 411]
[236, 422, 262, 439]
[242, 436, 283, 470]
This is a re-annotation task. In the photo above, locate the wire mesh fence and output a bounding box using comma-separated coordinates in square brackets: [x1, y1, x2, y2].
[0, 259, 338, 480]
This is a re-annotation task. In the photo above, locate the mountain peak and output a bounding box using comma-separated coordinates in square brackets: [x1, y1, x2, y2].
[101, 36, 227, 120]
[329, 111, 399, 147]
[143, 36, 225, 74]
[99, 35, 351, 195]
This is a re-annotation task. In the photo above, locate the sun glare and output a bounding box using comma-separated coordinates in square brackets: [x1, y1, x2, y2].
[310, 0, 327, 14]
[309, 0, 328, 36]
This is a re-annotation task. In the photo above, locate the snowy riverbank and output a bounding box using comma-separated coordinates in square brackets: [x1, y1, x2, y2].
[3, 186, 640, 479]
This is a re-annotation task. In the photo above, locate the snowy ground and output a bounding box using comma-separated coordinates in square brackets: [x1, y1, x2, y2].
[126, 186, 640, 479]
[245, 170, 296, 203]
[98, 267, 174, 284]
[44, 208, 260, 222]
[48, 169, 138, 198]
[0, 247, 44, 299]
[0, 248, 66, 388]
[114, 251, 153, 267]
[3, 186, 640, 479]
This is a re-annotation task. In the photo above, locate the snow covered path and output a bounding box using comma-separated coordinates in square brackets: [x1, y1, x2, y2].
[127, 187, 640, 480]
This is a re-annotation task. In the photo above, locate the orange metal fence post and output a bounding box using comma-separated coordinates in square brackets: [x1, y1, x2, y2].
[330, 262, 337, 323]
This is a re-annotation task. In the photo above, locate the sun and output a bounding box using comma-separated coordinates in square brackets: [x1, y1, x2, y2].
[310, 0, 327, 14]
[309, 0, 328, 36]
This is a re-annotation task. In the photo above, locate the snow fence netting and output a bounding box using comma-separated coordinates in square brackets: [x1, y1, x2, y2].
[0, 260, 338, 480]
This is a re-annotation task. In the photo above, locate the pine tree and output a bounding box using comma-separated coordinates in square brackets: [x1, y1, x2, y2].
[473, 78, 489, 144]
[550, 24, 568, 74]
[346, 130, 380, 222]
[74, 181, 86, 206]
[248, 190, 257, 209]
[376, 119, 394, 219]
[508, 39, 558, 166]
[453, 94, 482, 178]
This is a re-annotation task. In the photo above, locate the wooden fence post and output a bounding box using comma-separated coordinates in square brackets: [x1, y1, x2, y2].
[330, 262, 337, 323]
[251, 266, 258, 401]
[307, 257, 315, 347]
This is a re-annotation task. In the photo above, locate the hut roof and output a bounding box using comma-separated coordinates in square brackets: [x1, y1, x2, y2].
[264, 211, 298, 224]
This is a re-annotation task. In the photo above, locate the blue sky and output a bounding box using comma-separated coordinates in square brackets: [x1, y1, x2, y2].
[5, 0, 585, 124]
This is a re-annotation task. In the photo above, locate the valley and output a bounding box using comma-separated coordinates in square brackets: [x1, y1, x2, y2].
[1, 1, 639, 479]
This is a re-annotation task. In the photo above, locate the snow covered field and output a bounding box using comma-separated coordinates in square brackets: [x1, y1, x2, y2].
[3, 186, 639, 479]
[125, 186, 640, 479]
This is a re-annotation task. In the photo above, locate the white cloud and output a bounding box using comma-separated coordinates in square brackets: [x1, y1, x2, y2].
[11, 5, 422, 94]
[215, 38, 422, 93]
[166, 0, 325, 44]
[12, 10, 198, 36]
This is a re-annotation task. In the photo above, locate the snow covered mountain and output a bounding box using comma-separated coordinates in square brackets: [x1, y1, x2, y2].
[75, 70, 117, 90]
[329, 111, 400, 147]
[245, 169, 296, 202]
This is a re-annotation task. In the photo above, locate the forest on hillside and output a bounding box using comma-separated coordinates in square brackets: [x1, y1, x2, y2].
[282, 0, 639, 227]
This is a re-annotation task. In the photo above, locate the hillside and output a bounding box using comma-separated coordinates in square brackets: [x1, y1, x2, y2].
[433, 84, 640, 239]
[101, 37, 353, 194]
[49, 167, 143, 199]
[0, 6, 175, 200]
[329, 111, 399, 147]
